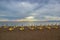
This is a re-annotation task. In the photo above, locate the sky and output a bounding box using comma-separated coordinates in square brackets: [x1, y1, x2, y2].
[0, 0, 60, 21]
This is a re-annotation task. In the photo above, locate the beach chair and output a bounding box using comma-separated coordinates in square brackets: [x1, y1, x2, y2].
[54, 24, 58, 29]
[45, 24, 51, 30]
[47, 25, 51, 30]
[13, 25, 17, 28]
[3, 24, 8, 28]
[54, 26, 58, 29]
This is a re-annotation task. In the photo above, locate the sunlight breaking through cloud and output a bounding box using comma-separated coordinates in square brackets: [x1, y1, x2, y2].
[0, 0, 60, 21]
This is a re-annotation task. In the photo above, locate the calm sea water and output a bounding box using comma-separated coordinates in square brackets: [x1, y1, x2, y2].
[0, 21, 60, 26]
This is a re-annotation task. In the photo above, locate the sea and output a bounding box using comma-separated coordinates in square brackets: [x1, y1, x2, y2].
[0, 21, 60, 26]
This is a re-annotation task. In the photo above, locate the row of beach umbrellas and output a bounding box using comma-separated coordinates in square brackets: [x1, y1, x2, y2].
[0, 25, 59, 31]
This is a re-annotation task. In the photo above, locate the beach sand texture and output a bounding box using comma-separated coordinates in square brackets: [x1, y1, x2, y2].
[0, 26, 60, 40]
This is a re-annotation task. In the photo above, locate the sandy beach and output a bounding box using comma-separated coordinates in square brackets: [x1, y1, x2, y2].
[0, 26, 60, 40]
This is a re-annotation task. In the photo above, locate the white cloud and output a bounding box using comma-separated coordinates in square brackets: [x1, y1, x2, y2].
[44, 16, 60, 20]
[0, 0, 60, 21]
[25, 16, 34, 19]
[13, 16, 39, 21]
[0, 18, 9, 21]
[2, 1, 39, 17]
[28, 0, 60, 20]
[7, 2, 38, 12]
[0, 14, 6, 16]
[32, 3, 60, 15]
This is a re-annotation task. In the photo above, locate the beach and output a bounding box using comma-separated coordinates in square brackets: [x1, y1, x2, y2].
[0, 26, 60, 40]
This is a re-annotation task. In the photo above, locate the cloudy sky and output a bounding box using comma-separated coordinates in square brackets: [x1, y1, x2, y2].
[0, 0, 60, 21]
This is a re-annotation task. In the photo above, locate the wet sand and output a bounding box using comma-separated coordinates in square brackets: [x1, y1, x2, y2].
[0, 27, 60, 40]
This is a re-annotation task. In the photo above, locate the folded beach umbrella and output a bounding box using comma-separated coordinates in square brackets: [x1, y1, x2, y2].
[37, 26, 43, 30]
[28, 26, 35, 30]
[19, 27, 24, 31]
[8, 27, 14, 31]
